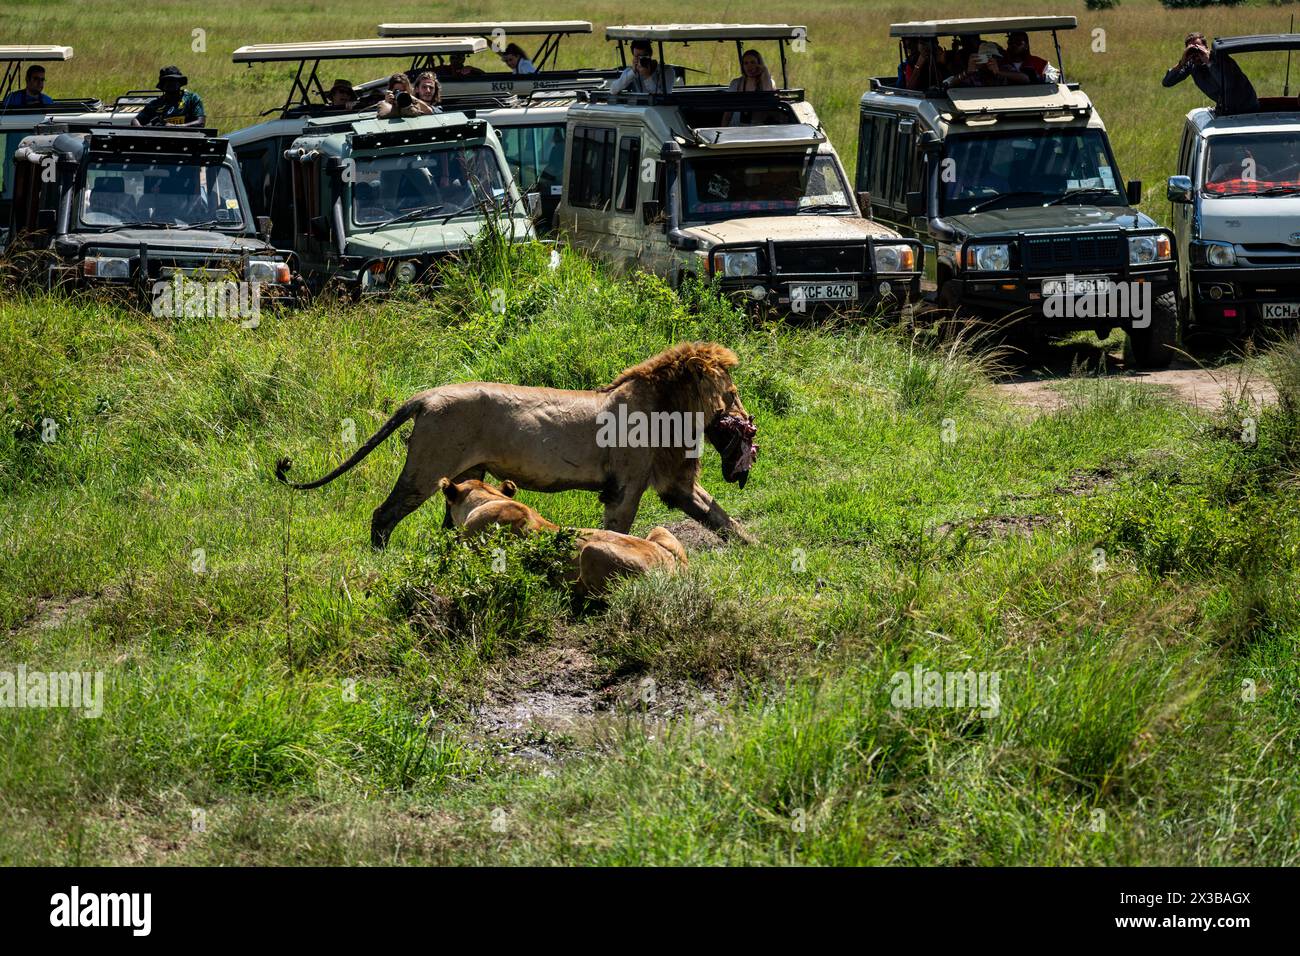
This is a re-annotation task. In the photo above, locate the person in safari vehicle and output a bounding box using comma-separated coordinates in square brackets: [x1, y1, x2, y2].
[134, 66, 205, 128]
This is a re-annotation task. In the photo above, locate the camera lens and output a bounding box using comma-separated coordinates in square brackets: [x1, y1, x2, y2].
[395, 91, 412, 109]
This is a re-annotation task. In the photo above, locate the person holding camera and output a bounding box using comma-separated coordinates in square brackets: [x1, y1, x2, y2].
[1163, 31, 1258, 115]
[376, 73, 433, 118]
[610, 39, 677, 94]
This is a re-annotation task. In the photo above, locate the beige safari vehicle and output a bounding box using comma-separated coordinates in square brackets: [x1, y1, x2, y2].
[555, 24, 922, 314]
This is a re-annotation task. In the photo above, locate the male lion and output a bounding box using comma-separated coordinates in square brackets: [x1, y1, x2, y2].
[276, 342, 758, 548]
[439, 476, 688, 596]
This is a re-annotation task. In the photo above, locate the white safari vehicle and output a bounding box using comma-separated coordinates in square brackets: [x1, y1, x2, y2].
[555, 23, 922, 314]
[1, 45, 102, 241]
[1168, 33, 1300, 334]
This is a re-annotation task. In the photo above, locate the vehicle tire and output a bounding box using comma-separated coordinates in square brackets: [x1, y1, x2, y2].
[1127, 291, 1180, 369]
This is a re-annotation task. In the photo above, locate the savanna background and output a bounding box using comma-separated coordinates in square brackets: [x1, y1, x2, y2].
[2, 0, 1299, 865]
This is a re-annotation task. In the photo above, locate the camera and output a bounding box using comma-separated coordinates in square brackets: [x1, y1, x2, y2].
[395, 90, 412, 109]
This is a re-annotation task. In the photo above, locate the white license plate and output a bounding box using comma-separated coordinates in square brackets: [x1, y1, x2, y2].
[1263, 302, 1300, 320]
[1042, 276, 1111, 296]
[790, 282, 858, 302]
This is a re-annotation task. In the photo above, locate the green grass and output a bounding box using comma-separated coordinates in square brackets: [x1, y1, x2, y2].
[3, 228, 1299, 864]
[3, 0, 1300, 865]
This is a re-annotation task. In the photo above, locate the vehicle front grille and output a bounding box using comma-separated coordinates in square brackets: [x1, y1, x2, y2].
[771, 242, 868, 275]
[1021, 233, 1125, 273]
[1238, 244, 1300, 267]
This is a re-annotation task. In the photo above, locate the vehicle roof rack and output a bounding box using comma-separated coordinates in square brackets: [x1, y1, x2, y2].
[604, 23, 808, 95]
[232, 37, 489, 116]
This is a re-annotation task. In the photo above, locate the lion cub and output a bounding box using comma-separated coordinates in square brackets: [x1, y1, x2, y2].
[438, 477, 687, 595]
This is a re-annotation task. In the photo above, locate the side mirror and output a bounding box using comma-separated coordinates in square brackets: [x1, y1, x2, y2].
[919, 130, 942, 154]
[905, 191, 926, 216]
[256, 216, 272, 240]
[856, 191, 873, 218]
[641, 199, 662, 225]
[525, 192, 542, 220]
[1126, 180, 1143, 205]
[1167, 175, 1193, 204]
[309, 215, 331, 241]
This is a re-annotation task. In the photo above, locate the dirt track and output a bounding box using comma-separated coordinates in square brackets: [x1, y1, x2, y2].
[992, 344, 1276, 413]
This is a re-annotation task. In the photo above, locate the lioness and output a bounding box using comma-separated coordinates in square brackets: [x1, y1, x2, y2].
[439, 476, 688, 596]
[276, 342, 758, 548]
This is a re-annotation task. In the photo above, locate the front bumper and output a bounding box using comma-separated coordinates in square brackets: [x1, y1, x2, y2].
[1188, 265, 1300, 327]
[948, 232, 1176, 328]
[708, 237, 924, 314]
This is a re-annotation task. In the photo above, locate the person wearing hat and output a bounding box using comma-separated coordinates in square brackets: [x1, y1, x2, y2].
[328, 79, 356, 109]
[134, 66, 205, 127]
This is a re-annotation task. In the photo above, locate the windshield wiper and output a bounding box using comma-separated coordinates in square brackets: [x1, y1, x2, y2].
[181, 219, 239, 229]
[800, 203, 854, 214]
[115, 220, 179, 229]
[966, 191, 1048, 213]
[1045, 187, 1117, 206]
[1253, 184, 1300, 197]
[432, 202, 482, 224]
[379, 204, 445, 227]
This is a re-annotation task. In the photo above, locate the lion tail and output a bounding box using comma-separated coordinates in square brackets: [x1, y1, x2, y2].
[275, 397, 422, 491]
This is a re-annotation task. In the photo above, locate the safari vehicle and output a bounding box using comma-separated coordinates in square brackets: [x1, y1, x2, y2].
[277, 111, 532, 293]
[859, 16, 1180, 366]
[227, 35, 527, 267]
[1168, 34, 1300, 335]
[5, 120, 292, 296]
[556, 24, 923, 314]
[375, 21, 619, 233]
[1, 45, 104, 242]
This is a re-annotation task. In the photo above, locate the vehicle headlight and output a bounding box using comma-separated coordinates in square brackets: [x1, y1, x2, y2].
[246, 258, 291, 284]
[82, 256, 130, 279]
[1206, 242, 1237, 267]
[361, 262, 387, 289]
[965, 243, 1011, 271]
[1129, 234, 1172, 265]
[395, 260, 418, 284]
[873, 243, 916, 273]
[712, 250, 760, 278]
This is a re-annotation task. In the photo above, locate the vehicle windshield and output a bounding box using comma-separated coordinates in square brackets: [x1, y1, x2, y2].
[940, 128, 1124, 214]
[681, 152, 851, 222]
[351, 145, 508, 226]
[79, 161, 246, 229]
[1202, 131, 1300, 196]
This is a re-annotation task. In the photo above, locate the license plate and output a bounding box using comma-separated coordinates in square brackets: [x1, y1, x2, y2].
[1263, 302, 1300, 320]
[1042, 276, 1111, 296]
[790, 282, 858, 302]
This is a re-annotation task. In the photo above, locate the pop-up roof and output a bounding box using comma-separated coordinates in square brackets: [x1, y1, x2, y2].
[232, 37, 485, 63]
[1, 45, 75, 107]
[1212, 33, 1300, 55]
[889, 17, 1077, 37]
[232, 37, 488, 115]
[603, 23, 808, 91]
[376, 20, 593, 73]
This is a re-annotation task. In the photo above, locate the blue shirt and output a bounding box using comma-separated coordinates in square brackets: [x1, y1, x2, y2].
[2, 90, 53, 108]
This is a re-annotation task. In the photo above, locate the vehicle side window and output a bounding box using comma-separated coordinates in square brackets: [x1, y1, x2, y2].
[889, 120, 915, 208]
[568, 125, 616, 210]
[614, 134, 641, 213]
[856, 114, 874, 192]
[291, 157, 322, 237]
[873, 116, 894, 205]
[498, 125, 565, 195]
[1177, 127, 1193, 177]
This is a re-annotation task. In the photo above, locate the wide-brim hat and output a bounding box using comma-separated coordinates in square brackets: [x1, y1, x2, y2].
[157, 65, 188, 87]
